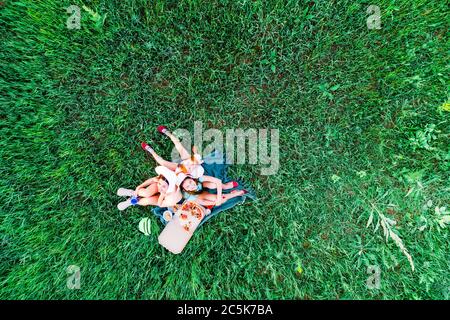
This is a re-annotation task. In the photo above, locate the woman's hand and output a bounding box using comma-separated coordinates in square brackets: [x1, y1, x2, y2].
[157, 192, 166, 207]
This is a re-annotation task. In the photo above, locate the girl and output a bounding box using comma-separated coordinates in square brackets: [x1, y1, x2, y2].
[116, 166, 183, 210]
[141, 125, 204, 179]
[179, 176, 247, 207]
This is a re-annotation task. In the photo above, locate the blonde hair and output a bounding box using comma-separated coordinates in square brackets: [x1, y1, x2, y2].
[177, 163, 188, 173]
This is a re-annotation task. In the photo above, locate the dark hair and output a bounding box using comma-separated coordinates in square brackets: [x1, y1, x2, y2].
[180, 177, 202, 195]
[157, 175, 168, 184]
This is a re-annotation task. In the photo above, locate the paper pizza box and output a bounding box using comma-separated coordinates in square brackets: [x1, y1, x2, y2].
[158, 201, 206, 254]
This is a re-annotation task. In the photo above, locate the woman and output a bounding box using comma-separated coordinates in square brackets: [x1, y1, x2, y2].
[179, 176, 247, 208]
[116, 166, 183, 211]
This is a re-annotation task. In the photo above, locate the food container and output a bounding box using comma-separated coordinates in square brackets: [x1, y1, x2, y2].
[163, 210, 173, 222]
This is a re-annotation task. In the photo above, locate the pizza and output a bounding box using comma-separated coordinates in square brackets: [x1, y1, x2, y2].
[176, 201, 206, 232]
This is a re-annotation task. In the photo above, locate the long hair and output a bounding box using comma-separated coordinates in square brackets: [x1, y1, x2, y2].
[157, 175, 168, 185]
[177, 163, 188, 174]
[180, 177, 202, 195]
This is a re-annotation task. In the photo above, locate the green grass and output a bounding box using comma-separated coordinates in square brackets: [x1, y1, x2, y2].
[1, 0, 449, 299]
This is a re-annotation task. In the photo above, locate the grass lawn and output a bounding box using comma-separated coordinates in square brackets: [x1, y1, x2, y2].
[1, 0, 449, 299]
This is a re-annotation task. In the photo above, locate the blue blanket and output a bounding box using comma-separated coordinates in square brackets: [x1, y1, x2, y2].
[152, 150, 256, 227]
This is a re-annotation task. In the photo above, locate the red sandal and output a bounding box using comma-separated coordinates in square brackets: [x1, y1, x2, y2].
[157, 125, 168, 134]
[141, 142, 153, 153]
